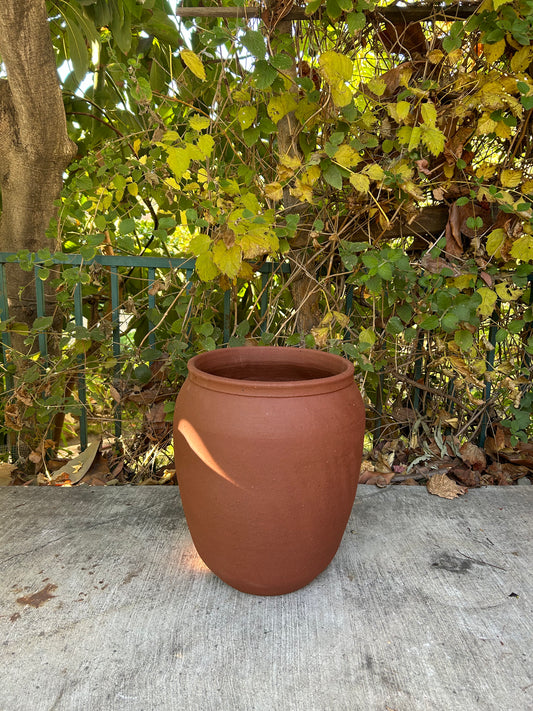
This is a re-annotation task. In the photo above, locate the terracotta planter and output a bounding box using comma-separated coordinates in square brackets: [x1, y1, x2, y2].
[173, 346, 365, 595]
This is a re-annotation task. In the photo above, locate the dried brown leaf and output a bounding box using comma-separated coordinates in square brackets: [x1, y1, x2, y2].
[427, 473, 467, 499]
[459, 442, 487, 471]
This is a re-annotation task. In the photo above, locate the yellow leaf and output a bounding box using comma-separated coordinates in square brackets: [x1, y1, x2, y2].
[189, 233, 211, 256]
[427, 50, 444, 64]
[421, 102, 437, 127]
[166, 146, 190, 180]
[500, 169, 522, 188]
[421, 126, 446, 156]
[453, 274, 476, 290]
[476, 287, 498, 317]
[334, 144, 361, 167]
[304, 165, 321, 185]
[318, 50, 353, 83]
[267, 94, 298, 123]
[475, 163, 497, 180]
[349, 173, 370, 193]
[264, 182, 284, 201]
[521, 180, 533, 195]
[189, 114, 211, 131]
[363, 163, 385, 181]
[495, 281, 524, 301]
[197, 134, 214, 158]
[331, 84, 353, 107]
[318, 51, 353, 108]
[196, 252, 218, 281]
[486, 228, 507, 257]
[396, 100, 410, 120]
[290, 178, 314, 204]
[180, 50, 206, 81]
[367, 77, 386, 97]
[280, 154, 301, 170]
[483, 39, 506, 64]
[127, 182, 138, 197]
[133, 139, 141, 155]
[510, 235, 533, 262]
[212, 241, 242, 279]
[495, 121, 512, 140]
[443, 164, 455, 179]
[511, 46, 533, 73]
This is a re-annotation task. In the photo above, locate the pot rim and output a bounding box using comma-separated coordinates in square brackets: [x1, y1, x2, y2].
[186, 346, 355, 397]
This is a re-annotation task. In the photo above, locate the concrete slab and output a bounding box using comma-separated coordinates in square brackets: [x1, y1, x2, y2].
[0, 486, 531, 711]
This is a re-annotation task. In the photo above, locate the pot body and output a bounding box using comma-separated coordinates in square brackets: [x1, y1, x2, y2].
[173, 346, 365, 595]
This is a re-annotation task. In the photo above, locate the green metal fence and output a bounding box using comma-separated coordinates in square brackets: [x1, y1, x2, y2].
[0, 252, 295, 451]
[1, 251, 532, 454]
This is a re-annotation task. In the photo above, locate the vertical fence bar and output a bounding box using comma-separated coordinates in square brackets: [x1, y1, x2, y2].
[223, 290, 231, 345]
[260, 271, 269, 334]
[0, 262, 14, 394]
[478, 302, 500, 448]
[34, 266, 48, 365]
[344, 283, 354, 340]
[147, 266, 156, 352]
[412, 331, 424, 412]
[110, 266, 122, 439]
[74, 282, 88, 451]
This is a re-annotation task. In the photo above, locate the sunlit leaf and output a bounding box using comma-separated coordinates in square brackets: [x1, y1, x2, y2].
[189, 115, 211, 131]
[212, 242, 242, 279]
[180, 50, 206, 81]
[476, 287, 498, 317]
[196, 252, 219, 281]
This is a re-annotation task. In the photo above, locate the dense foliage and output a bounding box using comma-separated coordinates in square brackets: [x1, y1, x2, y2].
[1, 0, 533, 475]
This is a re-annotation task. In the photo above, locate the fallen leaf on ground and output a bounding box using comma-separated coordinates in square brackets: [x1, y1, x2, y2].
[49, 440, 100, 485]
[427, 473, 467, 499]
[0, 463, 17, 486]
[459, 442, 487, 471]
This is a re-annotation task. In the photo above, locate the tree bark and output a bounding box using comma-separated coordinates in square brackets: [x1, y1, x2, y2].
[0, 1, 77, 354]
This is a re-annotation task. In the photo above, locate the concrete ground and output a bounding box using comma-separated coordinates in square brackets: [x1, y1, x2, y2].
[0, 485, 531, 711]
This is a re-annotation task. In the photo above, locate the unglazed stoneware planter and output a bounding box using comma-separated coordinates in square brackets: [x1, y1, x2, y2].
[173, 346, 365, 596]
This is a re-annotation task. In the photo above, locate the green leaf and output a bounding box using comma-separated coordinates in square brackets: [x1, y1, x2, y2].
[323, 164, 343, 189]
[32, 316, 54, 331]
[359, 327, 377, 346]
[346, 11, 365, 32]
[270, 54, 293, 71]
[237, 106, 257, 130]
[241, 30, 267, 59]
[130, 76, 152, 103]
[386, 316, 404, 335]
[119, 218, 135, 234]
[253, 60, 278, 89]
[65, 18, 89, 82]
[454, 329, 474, 351]
[420, 315, 440, 330]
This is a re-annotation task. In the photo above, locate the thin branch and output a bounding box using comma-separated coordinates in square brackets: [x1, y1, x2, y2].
[174, 2, 482, 22]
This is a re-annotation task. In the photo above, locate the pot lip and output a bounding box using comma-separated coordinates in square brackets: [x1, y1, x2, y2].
[186, 346, 355, 397]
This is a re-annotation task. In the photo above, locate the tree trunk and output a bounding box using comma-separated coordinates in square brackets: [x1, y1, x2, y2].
[0, 1, 77, 355]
